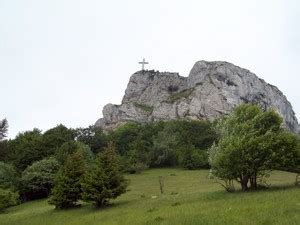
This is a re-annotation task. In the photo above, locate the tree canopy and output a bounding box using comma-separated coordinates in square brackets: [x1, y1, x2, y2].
[209, 104, 299, 191]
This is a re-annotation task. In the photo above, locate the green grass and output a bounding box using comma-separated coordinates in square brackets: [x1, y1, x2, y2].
[1, 169, 299, 225]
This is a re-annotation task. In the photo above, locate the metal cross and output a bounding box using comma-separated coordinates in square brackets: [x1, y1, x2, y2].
[139, 58, 149, 70]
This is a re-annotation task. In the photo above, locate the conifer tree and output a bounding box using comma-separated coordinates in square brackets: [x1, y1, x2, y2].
[49, 151, 86, 209]
[82, 142, 128, 207]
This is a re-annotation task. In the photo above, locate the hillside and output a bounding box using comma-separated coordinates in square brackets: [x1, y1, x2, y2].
[95, 61, 299, 133]
[1, 169, 299, 225]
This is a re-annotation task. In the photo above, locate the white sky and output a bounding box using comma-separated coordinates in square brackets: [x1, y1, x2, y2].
[1, 0, 299, 138]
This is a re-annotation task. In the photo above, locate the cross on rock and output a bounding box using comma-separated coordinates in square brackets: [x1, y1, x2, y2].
[139, 58, 149, 70]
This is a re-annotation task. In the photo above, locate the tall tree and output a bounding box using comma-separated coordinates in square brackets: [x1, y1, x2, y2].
[0, 118, 8, 140]
[209, 104, 299, 191]
[42, 124, 75, 156]
[81, 142, 128, 207]
[75, 126, 107, 154]
[49, 151, 86, 209]
[9, 129, 44, 171]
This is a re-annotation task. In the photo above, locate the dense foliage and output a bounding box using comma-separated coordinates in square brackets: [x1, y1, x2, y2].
[21, 158, 60, 200]
[41, 124, 75, 157]
[75, 126, 107, 154]
[1, 106, 299, 211]
[111, 120, 217, 170]
[209, 104, 299, 191]
[9, 129, 44, 171]
[82, 142, 128, 207]
[49, 151, 87, 209]
[54, 141, 94, 165]
[0, 162, 20, 190]
[0, 188, 19, 211]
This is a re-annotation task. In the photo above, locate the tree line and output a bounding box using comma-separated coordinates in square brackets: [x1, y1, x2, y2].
[0, 104, 299, 211]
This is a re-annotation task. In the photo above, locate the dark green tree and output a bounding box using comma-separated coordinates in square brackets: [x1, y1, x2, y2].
[0, 162, 20, 191]
[54, 141, 94, 165]
[0, 119, 10, 162]
[81, 142, 128, 207]
[0, 140, 9, 162]
[209, 104, 299, 191]
[108, 122, 141, 155]
[21, 157, 60, 200]
[49, 151, 86, 209]
[0, 118, 8, 141]
[9, 129, 43, 171]
[75, 126, 107, 154]
[41, 124, 75, 157]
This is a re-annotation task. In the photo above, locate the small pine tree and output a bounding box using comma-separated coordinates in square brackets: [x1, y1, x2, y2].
[48, 151, 86, 209]
[81, 142, 128, 207]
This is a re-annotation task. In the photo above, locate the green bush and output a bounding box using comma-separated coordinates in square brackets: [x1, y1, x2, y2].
[180, 146, 209, 170]
[21, 157, 60, 200]
[126, 162, 148, 174]
[0, 188, 19, 211]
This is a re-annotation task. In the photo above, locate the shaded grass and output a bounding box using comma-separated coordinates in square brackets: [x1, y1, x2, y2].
[1, 169, 299, 225]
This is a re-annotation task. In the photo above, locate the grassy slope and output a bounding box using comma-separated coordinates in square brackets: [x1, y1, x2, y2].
[1, 169, 299, 225]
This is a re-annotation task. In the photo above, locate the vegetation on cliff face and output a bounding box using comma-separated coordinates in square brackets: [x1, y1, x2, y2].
[166, 88, 194, 103]
[133, 102, 154, 113]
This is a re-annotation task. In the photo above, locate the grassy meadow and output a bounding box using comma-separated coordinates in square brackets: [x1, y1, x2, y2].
[1, 169, 299, 225]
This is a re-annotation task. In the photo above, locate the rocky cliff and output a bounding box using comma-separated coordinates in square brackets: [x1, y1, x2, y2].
[95, 61, 299, 133]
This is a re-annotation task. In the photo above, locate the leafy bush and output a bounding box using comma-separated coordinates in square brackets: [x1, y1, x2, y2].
[126, 162, 148, 174]
[0, 188, 19, 211]
[180, 146, 209, 170]
[21, 157, 60, 200]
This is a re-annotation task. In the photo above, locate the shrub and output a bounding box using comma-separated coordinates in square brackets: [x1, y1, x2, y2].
[126, 162, 148, 174]
[0, 188, 19, 211]
[180, 146, 209, 170]
[21, 157, 60, 200]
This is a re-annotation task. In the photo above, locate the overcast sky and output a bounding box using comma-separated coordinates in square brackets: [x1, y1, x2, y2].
[1, 0, 299, 138]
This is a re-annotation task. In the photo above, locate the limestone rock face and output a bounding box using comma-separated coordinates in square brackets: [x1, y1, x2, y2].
[95, 61, 299, 133]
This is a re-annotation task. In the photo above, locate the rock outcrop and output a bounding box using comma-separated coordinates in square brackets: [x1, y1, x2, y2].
[95, 61, 299, 133]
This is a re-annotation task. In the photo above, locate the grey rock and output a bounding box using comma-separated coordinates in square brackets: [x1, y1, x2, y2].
[95, 61, 299, 133]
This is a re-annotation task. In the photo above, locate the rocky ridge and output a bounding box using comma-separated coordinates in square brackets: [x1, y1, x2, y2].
[95, 61, 299, 133]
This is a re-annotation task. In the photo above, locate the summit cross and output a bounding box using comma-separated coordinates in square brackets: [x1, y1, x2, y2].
[139, 58, 149, 70]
